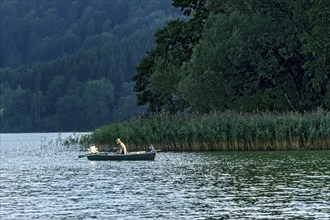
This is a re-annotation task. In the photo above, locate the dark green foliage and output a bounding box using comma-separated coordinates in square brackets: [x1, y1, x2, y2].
[2, 0, 329, 133]
[133, 0, 208, 113]
[55, 95, 83, 131]
[0, 0, 179, 132]
[133, 20, 196, 113]
[82, 78, 114, 128]
[133, 0, 330, 114]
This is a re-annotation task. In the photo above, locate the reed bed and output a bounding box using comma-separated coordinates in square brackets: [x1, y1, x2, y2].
[85, 110, 330, 152]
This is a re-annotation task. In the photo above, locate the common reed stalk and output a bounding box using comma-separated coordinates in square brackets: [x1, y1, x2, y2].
[85, 110, 330, 152]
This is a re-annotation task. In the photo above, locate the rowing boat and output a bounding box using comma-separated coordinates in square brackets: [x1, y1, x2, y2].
[87, 151, 156, 161]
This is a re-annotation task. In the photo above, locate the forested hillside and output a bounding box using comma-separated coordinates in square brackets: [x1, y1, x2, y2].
[134, 0, 330, 113]
[1, 0, 329, 133]
[0, 0, 179, 132]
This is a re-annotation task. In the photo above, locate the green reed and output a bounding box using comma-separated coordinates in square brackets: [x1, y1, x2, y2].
[85, 110, 330, 151]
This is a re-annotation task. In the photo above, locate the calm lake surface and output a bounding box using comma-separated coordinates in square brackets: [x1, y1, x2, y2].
[0, 133, 329, 219]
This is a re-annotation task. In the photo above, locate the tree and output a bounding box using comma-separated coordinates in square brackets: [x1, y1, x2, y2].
[133, 0, 208, 113]
[111, 82, 146, 121]
[60, 30, 80, 54]
[0, 86, 35, 132]
[82, 78, 114, 128]
[133, 20, 198, 113]
[55, 94, 83, 131]
[46, 75, 66, 115]
[295, 0, 330, 109]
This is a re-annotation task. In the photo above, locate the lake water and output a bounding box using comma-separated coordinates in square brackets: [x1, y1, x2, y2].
[0, 133, 329, 219]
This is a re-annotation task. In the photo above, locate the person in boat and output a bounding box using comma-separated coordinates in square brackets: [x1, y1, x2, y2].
[116, 138, 127, 155]
[148, 144, 155, 152]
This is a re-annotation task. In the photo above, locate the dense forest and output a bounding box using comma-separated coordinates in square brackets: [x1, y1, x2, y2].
[0, 0, 180, 132]
[134, 0, 329, 113]
[1, 0, 329, 133]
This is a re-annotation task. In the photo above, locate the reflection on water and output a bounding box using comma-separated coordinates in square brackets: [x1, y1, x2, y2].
[0, 133, 329, 219]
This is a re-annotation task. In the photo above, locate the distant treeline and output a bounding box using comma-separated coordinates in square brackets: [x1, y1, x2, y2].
[80, 111, 330, 151]
[0, 0, 179, 132]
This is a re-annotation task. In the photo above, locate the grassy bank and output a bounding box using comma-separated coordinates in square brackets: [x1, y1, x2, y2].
[81, 110, 330, 151]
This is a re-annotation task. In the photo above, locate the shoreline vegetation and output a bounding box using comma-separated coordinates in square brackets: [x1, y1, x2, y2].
[69, 110, 330, 152]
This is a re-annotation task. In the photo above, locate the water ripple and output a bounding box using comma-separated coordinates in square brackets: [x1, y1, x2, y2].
[1, 134, 329, 219]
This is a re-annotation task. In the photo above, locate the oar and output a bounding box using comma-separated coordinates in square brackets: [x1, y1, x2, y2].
[78, 153, 91, 158]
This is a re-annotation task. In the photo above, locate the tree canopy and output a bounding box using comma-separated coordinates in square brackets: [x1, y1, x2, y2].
[133, 0, 330, 114]
[0, 0, 179, 132]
